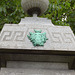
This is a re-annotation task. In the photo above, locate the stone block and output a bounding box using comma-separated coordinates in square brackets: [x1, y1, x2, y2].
[0, 17, 75, 51]
[0, 68, 75, 75]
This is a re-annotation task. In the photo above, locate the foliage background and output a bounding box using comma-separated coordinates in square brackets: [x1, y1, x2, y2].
[0, 0, 75, 34]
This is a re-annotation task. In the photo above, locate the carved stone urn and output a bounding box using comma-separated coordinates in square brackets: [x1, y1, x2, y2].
[21, 0, 49, 16]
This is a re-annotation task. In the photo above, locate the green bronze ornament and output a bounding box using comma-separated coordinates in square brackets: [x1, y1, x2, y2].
[27, 30, 48, 46]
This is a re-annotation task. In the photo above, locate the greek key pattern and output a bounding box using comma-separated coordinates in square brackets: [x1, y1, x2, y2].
[0, 31, 26, 41]
[50, 32, 75, 43]
[0, 30, 75, 44]
[51, 32, 62, 43]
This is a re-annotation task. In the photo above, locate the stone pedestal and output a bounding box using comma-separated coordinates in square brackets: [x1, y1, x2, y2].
[0, 17, 75, 50]
[0, 17, 75, 74]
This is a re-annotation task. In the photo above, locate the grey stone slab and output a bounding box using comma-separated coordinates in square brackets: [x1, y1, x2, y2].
[7, 61, 68, 70]
[19, 17, 54, 26]
[0, 68, 75, 75]
[0, 17, 75, 51]
[0, 54, 73, 63]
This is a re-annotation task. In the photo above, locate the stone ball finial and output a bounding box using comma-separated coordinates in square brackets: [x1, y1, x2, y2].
[21, 0, 49, 16]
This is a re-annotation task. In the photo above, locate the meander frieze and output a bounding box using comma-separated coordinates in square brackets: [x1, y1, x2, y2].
[49, 32, 75, 43]
[0, 31, 26, 41]
[0, 29, 75, 43]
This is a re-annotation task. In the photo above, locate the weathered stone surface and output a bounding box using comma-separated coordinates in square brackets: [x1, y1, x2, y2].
[7, 61, 68, 70]
[19, 17, 54, 25]
[0, 68, 75, 75]
[0, 17, 75, 51]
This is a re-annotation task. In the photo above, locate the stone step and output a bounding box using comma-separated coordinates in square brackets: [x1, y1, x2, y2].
[0, 68, 75, 75]
[19, 17, 54, 25]
[7, 61, 69, 70]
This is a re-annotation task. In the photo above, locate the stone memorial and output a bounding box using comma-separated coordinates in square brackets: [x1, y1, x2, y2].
[0, 0, 75, 75]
